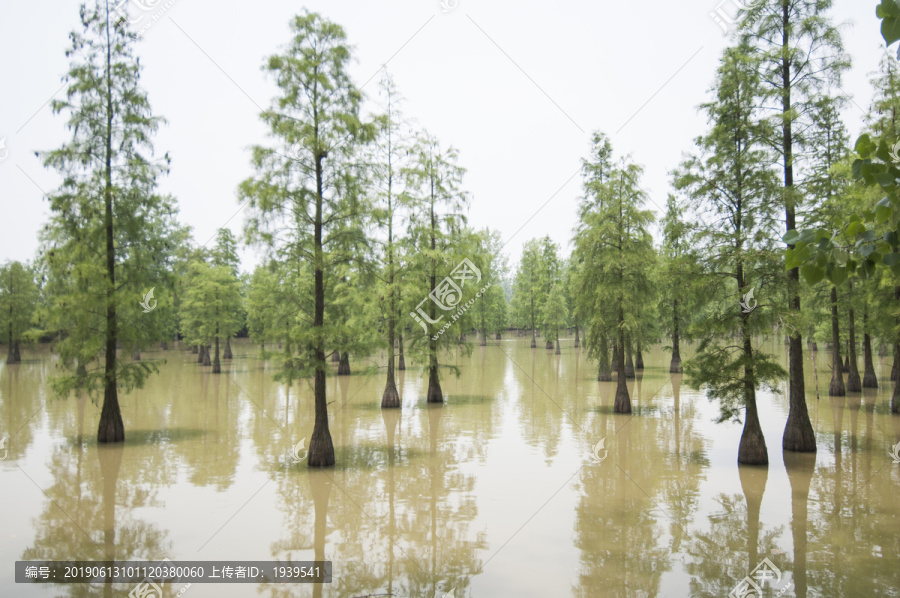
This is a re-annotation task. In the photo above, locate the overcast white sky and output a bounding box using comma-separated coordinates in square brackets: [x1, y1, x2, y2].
[0, 0, 888, 273]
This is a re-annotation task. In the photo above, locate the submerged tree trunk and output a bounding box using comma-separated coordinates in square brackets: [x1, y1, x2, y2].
[7, 318, 18, 364]
[338, 351, 351, 376]
[635, 346, 644, 370]
[624, 337, 635, 379]
[846, 296, 860, 392]
[893, 343, 898, 382]
[223, 336, 232, 360]
[197, 345, 205, 363]
[613, 308, 631, 413]
[332, 350, 340, 362]
[597, 333, 611, 381]
[671, 299, 682, 373]
[739, 322, 768, 465]
[574, 326, 580, 348]
[398, 330, 406, 371]
[132, 348, 140, 361]
[545, 339, 554, 350]
[828, 287, 845, 397]
[308, 153, 335, 467]
[495, 332, 501, 340]
[212, 334, 221, 374]
[98, 35, 123, 444]
[382, 280, 400, 408]
[555, 338, 560, 355]
[862, 311, 878, 389]
[202, 345, 211, 367]
[191, 344, 199, 354]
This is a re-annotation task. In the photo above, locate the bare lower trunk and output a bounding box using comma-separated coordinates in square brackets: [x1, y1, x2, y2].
[191, 345, 198, 354]
[223, 336, 232, 360]
[545, 339, 554, 350]
[574, 326, 580, 348]
[597, 334, 612, 381]
[197, 345, 205, 363]
[132, 349, 140, 361]
[610, 340, 618, 373]
[846, 302, 860, 392]
[332, 350, 340, 362]
[382, 299, 400, 408]
[212, 335, 221, 374]
[495, 332, 501, 340]
[398, 331, 406, 371]
[739, 320, 768, 465]
[13, 340, 22, 362]
[671, 299, 682, 373]
[635, 347, 644, 370]
[427, 356, 443, 403]
[624, 338, 635, 379]
[202, 345, 211, 367]
[863, 332, 878, 388]
[613, 309, 631, 413]
[828, 287, 845, 397]
[554, 338, 560, 355]
[338, 352, 350, 376]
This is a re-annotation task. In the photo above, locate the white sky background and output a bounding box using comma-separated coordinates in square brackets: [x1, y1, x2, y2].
[0, 0, 887, 274]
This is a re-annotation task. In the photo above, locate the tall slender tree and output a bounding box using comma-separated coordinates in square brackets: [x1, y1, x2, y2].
[39, 1, 175, 442]
[240, 11, 374, 466]
[740, 0, 849, 453]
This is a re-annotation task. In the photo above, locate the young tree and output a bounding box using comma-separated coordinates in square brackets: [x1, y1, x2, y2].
[740, 0, 849, 453]
[0, 261, 39, 364]
[211, 228, 241, 360]
[240, 11, 374, 465]
[511, 240, 544, 348]
[574, 133, 655, 413]
[659, 194, 696, 373]
[676, 44, 786, 465]
[38, 2, 175, 442]
[404, 133, 471, 404]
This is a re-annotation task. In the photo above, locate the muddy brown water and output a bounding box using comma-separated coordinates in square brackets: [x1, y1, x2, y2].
[1, 338, 898, 597]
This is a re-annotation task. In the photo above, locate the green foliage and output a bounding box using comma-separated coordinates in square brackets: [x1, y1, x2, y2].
[180, 260, 242, 349]
[0, 261, 40, 353]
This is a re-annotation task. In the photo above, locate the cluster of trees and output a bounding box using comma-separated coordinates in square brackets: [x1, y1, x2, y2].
[3, 0, 900, 469]
[503, 0, 900, 466]
[0, 3, 512, 467]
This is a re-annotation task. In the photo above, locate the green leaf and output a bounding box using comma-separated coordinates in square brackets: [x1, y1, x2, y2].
[829, 266, 848, 286]
[783, 230, 801, 245]
[875, 172, 897, 189]
[800, 264, 825, 285]
[884, 252, 900, 267]
[876, 204, 892, 224]
[861, 243, 877, 257]
[856, 134, 876, 157]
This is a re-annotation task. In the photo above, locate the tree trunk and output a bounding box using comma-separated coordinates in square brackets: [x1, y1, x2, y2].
[828, 287, 845, 397]
[481, 332, 487, 346]
[223, 336, 232, 360]
[197, 345, 205, 363]
[6, 314, 17, 364]
[624, 337, 635, 379]
[892, 343, 898, 382]
[132, 349, 140, 361]
[894, 287, 900, 414]
[545, 339, 554, 350]
[398, 331, 406, 371]
[613, 308, 631, 413]
[202, 345, 211, 367]
[780, 0, 814, 454]
[635, 347, 644, 370]
[739, 320, 768, 465]
[846, 299, 860, 392]
[212, 332, 221, 374]
[382, 284, 400, 408]
[496, 332, 501, 340]
[574, 326, 580, 348]
[784, 451, 815, 598]
[332, 350, 340, 362]
[671, 299, 682, 373]
[308, 152, 335, 467]
[97, 30, 123, 444]
[554, 338, 561, 355]
[427, 359, 443, 403]
[863, 328, 878, 388]
[160, 341, 168, 350]
[610, 340, 618, 373]
[597, 334, 611, 381]
[191, 345, 198, 354]
[338, 352, 351, 376]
